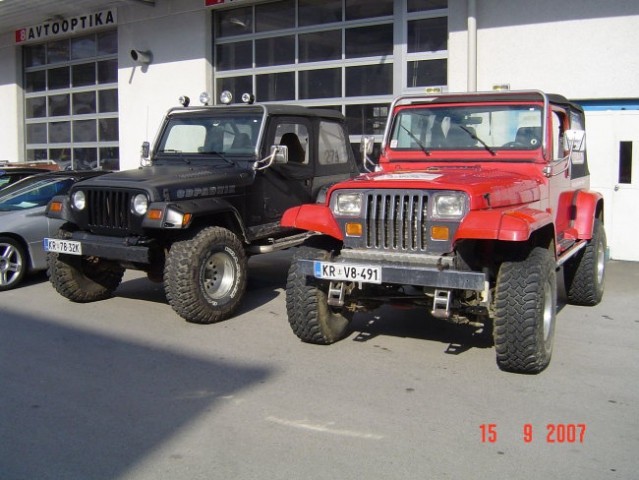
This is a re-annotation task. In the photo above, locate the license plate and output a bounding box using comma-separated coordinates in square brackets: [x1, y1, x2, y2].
[313, 261, 382, 284]
[44, 238, 82, 255]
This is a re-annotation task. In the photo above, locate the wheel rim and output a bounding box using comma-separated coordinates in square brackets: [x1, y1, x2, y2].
[542, 278, 554, 343]
[0, 242, 24, 287]
[596, 238, 605, 287]
[201, 251, 236, 301]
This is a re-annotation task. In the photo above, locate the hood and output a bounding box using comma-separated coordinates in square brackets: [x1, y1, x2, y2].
[343, 165, 542, 208]
[71, 164, 255, 202]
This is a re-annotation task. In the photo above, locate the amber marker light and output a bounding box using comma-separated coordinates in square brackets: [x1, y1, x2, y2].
[147, 209, 163, 220]
[431, 225, 450, 241]
[48, 201, 63, 213]
[182, 213, 193, 227]
[345, 222, 362, 237]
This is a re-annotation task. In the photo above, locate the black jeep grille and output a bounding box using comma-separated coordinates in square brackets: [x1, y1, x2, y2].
[366, 192, 428, 251]
[86, 189, 134, 231]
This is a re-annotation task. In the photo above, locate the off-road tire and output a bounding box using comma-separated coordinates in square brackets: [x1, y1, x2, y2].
[493, 247, 557, 374]
[164, 226, 247, 324]
[0, 237, 28, 291]
[563, 219, 606, 306]
[47, 230, 125, 302]
[286, 246, 353, 344]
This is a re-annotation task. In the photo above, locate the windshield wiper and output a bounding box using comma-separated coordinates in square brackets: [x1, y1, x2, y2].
[160, 149, 191, 164]
[199, 150, 237, 167]
[399, 123, 430, 155]
[459, 126, 496, 156]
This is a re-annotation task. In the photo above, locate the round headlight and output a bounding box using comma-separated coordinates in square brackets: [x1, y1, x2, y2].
[199, 91, 211, 105]
[220, 90, 233, 105]
[132, 193, 149, 215]
[72, 190, 86, 210]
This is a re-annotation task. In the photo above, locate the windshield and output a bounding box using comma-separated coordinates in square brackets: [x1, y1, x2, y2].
[389, 104, 543, 153]
[0, 176, 74, 211]
[156, 114, 263, 156]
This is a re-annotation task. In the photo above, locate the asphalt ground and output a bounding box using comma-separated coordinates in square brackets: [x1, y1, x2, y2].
[1, 252, 638, 480]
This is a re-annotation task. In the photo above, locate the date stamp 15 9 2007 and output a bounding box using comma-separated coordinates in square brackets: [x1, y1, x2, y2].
[480, 423, 587, 444]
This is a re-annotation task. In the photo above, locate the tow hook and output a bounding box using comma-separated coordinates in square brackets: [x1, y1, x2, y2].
[327, 281, 346, 307]
[431, 289, 452, 318]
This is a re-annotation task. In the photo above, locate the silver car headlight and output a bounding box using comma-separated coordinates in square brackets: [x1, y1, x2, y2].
[432, 192, 467, 219]
[131, 193, 149, 215]
[71, 190, 86, 210]
[333, 192, 362, 216]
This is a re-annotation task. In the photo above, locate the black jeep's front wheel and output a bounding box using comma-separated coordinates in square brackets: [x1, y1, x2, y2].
[286, 246, 353, 344]
[164, 226, 247, 324]
[493, 247, 557, 374]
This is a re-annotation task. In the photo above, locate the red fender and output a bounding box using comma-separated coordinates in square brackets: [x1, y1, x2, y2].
[281, 204, 344, 240]
[455, 207, 554, 242]
[573, 190, 604, 239]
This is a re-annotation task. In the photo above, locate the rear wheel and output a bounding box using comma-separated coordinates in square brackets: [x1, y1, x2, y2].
[564, 219, 606, 306]
[0, 237, 28, 291]
[493, 247, 557, 374]
[286, 246, 353, 344]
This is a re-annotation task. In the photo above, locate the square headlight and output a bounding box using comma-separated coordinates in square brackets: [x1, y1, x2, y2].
[333, 192, 362, 216]
[432, 192, 467, 219]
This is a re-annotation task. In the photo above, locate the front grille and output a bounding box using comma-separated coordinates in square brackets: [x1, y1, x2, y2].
[86, 189, 134, 231]
[366, 192, 428, 251]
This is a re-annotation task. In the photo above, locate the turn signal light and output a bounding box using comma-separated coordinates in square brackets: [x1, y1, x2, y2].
[431, 225, 450, 241]
[345, 222, 362, 237]
[48, 201, 63, 213]
[147, 209, 163, 220]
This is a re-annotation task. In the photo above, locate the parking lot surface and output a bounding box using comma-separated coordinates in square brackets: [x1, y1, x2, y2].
[1, 252, 638, 479]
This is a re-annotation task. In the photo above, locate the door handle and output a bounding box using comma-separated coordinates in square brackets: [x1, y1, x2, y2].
[614, 185, 620, 191]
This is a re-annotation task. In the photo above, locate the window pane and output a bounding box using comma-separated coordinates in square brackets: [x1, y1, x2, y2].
[47, 39, 69, 64]
[24, 44, 46, 67]
[50, 148, 72, 169]
[216, 76, 253, 104]
[408, 17, 447, 53]
[256, 0, 294, 32]
[97, 30, 117, 55]
[73, 91, 97, 115]
[49, 94, 70, 116]
[299, 68, 341, 99]
[100, 147, 120, 170]
[26, 97, 47, 118]
[299, 30, 341, 63]
[71, 34, 96, 60]
[49, 121, 71, 143]
[408, 0, 447, 12]
[26, 123, 47, 144]
[216, 41, 252, 70]
[99, 118, 119, 142]
[255, 35, 295, 67]
[345, 24, 393, 58]
[319, 121, 350, 165]
[256, 72, 295, 101]
[216, 7, 253, 37]
[407, 59, 447, 87]
[73, 148, 98, 169]
[25, 71, 46, 93]
[26, 149, 48, 162]
[48, 66, 70, 90]
[345, 64, 392, 96]
[345, 104, 389, 135]
[345, 0, 393, 20]
[298, 0, 342, 26]
[99, 89, 119, 113]
[98, 59, 117, 84]
[72, 63, 96, 87]
[73, 119, 97, 142]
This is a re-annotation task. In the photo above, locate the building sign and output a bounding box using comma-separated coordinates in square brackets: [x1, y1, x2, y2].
[15, 9, 117, 44]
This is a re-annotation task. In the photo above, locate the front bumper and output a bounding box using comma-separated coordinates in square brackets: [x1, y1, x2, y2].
[66, 231, 152, 264]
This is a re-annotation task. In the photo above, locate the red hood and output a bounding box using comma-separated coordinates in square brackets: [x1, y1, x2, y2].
[333, 165, 542, 209]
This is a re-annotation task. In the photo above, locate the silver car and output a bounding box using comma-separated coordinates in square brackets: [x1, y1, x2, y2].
[0, 170, 107, 291]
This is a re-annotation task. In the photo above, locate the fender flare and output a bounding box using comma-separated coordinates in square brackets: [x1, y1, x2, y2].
[455, 207, 554, 242]
[281, 204, 343, 240]
[572, 190, 604, 239]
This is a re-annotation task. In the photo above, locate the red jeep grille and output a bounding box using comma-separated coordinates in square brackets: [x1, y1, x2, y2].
[366, 192, 428, 251]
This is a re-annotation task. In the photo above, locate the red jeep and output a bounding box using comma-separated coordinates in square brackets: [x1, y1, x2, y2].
[281, 90, 606, 374]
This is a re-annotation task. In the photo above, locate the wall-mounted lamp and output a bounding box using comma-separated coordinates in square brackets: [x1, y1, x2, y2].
[130, 49, 153, 65]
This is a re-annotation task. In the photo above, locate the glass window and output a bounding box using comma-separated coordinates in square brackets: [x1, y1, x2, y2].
[298, 0, 342, 26]
[319, 121, 350, 165]
[73, 91, 97, 115]
[407, 59, 447, 87]
[256, 0, 295, 33]
[26, 149, 48, 162]
[24, 44, 46, 67]
[216, 76, 253, 102]
[299, 30, 341, 63]
[99, 89, 119, 113]
[274, 123, 310, 164]
[408, 0, 447, 12]
[26, 123, 47, 144]
[73, 119, 97, 142]
[99, 118, 119, 142]
[216, 41, 252, 70]
[71, 35, 96, 60]
[49, 148, 72, 169]
[299, 68, 341, 99]
[345, 0, 393, 20]
[49, 94, 70, 116]
[72, 63, 96, 87]
[256, 72, 295, 101]
[255, 35, 295, 67]
[345, 64, 392, 96]
[345, 24, 393, 58]
[73, 148, 98, 169]
[26, 97, 47, 118]
[100, 147, 120, 170]
[47, 39, 69, 64]
[25, 71, 46, 92]
[345, 104, 389, 135]
[48, 67, 70, 90]
[216, 7, 253, 37]
[97, 30, 118, 55]
[49, 121, 71, 143]
[98, 60, 118, 84]
[408, 17, 447, 53]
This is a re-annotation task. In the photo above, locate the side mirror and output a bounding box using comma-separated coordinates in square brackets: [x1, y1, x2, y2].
[360, 135, 376, 172]
[140, 141, 152, 167]
[564, 129, 586, 152]
[270, 145, 289, 164]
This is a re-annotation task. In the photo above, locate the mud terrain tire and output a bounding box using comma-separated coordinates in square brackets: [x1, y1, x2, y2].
[564, 219, 606, 306]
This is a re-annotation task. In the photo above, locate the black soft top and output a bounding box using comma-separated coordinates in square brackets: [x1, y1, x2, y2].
[167, 103, 345, 121]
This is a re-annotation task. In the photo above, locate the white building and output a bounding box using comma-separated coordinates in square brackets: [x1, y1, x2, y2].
[0, 0, 638, 260]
